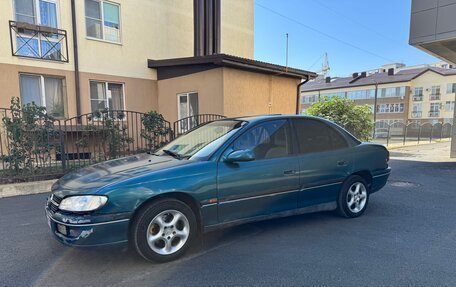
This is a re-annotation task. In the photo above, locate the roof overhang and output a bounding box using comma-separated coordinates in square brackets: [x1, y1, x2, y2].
[148, 54, 317, 80]
[411, 38, 456, 66]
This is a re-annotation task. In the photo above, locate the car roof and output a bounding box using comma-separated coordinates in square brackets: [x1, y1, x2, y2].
[223, 114, 330, 123]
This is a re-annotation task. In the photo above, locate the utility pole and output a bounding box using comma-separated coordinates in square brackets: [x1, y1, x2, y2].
[372, 81, 379, 139]
[285, 33, 289, 72]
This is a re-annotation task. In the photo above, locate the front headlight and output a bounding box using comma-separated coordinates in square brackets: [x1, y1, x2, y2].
[59, 195, 108, 212]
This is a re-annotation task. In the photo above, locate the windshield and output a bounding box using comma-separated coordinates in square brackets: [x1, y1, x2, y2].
[156, 120, 244, 160]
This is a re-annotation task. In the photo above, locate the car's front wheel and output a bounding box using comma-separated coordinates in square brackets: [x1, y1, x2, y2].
[130, 198, 197, 262]
[337, 175, 369, 218]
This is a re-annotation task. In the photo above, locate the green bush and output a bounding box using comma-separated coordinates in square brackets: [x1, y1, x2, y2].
[141, 111, 172, 151]
[1, 97, 58, 174]
[306, 97, 373, 141]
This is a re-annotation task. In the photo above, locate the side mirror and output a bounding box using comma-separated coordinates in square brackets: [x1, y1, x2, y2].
[225, 149, 255, 163]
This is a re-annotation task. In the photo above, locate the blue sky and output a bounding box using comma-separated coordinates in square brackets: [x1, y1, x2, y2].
[254, 0, 439, 77]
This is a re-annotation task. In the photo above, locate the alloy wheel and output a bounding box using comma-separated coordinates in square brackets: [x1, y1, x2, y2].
[346, 182, 367, 213]
[146, 210, 190, 255]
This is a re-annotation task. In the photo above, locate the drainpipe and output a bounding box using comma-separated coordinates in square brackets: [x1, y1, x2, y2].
[296, 75, 310, 114]
[71, 0, 81, 118]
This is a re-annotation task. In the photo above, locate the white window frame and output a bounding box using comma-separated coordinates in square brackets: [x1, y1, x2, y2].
[13, 0, 61, 60]
[19, 73, 66, 118]
[431, 85, 441, 95]
[84, 0, 122, 44]
[14, 0, 60, 27]
[447, 83, 456, 94]
[414, 87, 423, 96]
[177, 92, 199, 120]
[445, 101, 455, 112]
[301, 94, 318, 104]
[89, 80, 125, 112]
[176, 92, 199, 134]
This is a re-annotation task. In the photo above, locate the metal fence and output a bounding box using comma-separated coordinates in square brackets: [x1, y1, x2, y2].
[173, 114, 227, 138]
[372, 121, 453, 146]
[0, 109, 185, 183]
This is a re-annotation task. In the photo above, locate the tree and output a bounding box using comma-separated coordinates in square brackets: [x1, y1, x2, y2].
[306, 97, 373, 141]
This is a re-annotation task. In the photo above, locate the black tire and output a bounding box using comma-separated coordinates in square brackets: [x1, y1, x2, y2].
[337, 175, 370, 218]
[130, 198, 197, 262]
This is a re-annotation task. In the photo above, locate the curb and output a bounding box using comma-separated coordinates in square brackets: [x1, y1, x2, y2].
[0, 179, 56, 198]
[384, 139, 451, 150]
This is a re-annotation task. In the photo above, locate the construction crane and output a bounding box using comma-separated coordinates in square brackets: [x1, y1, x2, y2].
[316, 53, 330, 79]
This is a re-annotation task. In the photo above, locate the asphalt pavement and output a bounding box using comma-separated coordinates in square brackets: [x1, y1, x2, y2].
[1, 142, 456, 287]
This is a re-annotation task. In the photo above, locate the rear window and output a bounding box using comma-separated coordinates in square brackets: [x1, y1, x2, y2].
[292, 119, 349, 154]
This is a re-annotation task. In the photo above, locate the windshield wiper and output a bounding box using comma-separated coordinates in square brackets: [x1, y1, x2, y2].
[162, 149, 183, 160]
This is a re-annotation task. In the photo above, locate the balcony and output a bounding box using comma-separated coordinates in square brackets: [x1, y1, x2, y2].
[413, 95, 423, 101]
[429, 94, 441, 101]
[9, 21, 68, 62]
[429, 111, 440, 117]
[411, 111, 422, 118]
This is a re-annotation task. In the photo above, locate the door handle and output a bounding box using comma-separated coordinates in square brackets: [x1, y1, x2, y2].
[337, 160, 348, 166]
[283, 170, 297, 176]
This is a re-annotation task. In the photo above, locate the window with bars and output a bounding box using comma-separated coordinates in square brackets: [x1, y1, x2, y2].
[12, 0, 66, 61]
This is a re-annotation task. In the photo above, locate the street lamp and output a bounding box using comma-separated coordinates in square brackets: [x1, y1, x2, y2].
[371, 79, 379, 138]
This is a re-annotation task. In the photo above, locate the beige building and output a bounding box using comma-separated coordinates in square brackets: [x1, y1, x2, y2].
[301, 64, 456, 125]
[1, 0, 314, 123]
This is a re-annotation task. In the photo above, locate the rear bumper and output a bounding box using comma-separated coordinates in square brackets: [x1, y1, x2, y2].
[371, 167, 391, 193]
[45, 208, 130, 247]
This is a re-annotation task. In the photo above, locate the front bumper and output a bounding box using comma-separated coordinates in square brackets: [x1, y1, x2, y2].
[45, 206, 131, 247]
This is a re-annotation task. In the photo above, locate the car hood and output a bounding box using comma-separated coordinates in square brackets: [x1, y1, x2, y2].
[52, 153, 190, 196]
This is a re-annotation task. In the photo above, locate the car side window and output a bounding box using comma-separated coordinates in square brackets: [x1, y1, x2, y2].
[292, 119, 348, 154]
[232, 120, 292, 160]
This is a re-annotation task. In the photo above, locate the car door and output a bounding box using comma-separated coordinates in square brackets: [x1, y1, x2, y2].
[291, 119, 353, 208]
[217, 119, 300, 223]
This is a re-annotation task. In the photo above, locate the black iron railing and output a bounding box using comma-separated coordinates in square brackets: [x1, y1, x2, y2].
[173, 114, 226, 138]
[9, 20, 69, 62]
[0, 109, 173, 183]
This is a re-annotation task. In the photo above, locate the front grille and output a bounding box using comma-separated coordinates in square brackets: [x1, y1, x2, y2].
[48, 194, 62, 213]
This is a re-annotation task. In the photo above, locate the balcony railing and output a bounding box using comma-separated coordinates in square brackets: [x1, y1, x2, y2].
[411, 111, 422, 118]
[9, 20, 68, 62]
[429, 111, 440, 117]
[413, 95, 423, 101]
[430, 94, 441, 101]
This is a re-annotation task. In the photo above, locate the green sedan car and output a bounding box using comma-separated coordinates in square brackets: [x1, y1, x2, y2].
[46, 115, 391, 262]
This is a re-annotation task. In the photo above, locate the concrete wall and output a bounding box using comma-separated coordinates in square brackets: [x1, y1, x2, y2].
[221, 0, 254, 59]
[223, 68, 299, 117]
[156, 67, 300, 123]
[157, 69, 224, 123]
[0, 63, 75, 117]
[74, 0, 194, 80]
[78, 72, 158, 115]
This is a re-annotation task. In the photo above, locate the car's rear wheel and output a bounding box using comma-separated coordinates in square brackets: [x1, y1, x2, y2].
[130, 198, 197, 262]
[337, 175, 369, 218]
